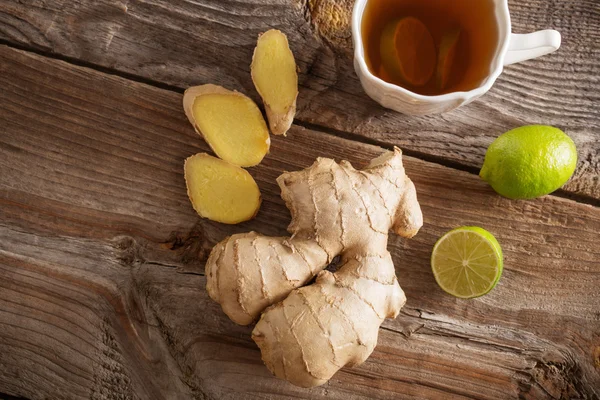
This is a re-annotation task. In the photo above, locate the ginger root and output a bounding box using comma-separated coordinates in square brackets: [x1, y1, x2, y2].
[184, 153, 261, 224]
[183, 84, 270, 167]
[251, 29, 298, 136]
[205, 148, 423, 387]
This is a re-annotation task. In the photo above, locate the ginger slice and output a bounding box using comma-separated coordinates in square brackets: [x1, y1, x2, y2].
[183, 85, 270, 167]
[184, 153, 261, 224]
[251, 29, 298, 136]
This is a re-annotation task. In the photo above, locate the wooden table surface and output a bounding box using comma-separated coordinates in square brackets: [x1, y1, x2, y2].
[1, 0, 599, 399]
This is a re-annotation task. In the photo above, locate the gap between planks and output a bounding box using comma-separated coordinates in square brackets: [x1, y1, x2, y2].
[2, 37, 597, 209]
[0, 391, 29, 400]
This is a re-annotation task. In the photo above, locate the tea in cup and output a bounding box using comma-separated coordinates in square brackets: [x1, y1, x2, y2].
[352, 0, 561, 114]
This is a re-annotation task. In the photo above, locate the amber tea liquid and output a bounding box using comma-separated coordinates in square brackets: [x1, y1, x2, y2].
[362, 0, 499, 95]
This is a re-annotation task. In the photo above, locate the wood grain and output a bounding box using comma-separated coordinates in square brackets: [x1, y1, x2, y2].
[0, 0, 598, 199]
[1, 45, 599, 399]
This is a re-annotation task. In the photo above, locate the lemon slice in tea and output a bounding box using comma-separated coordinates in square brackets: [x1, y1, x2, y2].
[431, 226, 503, 298]
[378, 64, 393, 83]
[380, 17, 436, 86]
[436, 28, 461, 91]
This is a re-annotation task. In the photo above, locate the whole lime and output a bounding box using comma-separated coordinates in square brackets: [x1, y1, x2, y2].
[480, 125, 577, 199]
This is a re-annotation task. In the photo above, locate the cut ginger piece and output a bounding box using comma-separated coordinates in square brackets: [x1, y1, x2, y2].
[184, 153, 261, 224]
[251, 29, 298, 136]
[183, 85, 270, 167]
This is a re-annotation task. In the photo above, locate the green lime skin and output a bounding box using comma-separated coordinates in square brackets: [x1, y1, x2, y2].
[479, 125, 577, 199]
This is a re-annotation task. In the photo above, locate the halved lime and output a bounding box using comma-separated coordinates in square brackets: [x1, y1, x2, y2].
[431, 226, 503, 298]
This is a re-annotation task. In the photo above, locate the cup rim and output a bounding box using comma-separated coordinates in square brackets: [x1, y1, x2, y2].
[352, 0, 512, 103]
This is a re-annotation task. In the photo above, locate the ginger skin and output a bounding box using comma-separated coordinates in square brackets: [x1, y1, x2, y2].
[205, 148, 423, 387]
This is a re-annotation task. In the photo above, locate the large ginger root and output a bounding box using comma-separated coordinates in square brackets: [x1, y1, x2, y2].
[205, 148, 422, 387]
[185, 153, 261, 224]
[183, 84, 270, 167]
[251, 29, 298, 136]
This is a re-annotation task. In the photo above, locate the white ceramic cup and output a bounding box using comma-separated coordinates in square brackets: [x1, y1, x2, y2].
[352, 0, 561, 115]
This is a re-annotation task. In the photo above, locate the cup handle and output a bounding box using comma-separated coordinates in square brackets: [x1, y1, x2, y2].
[503, 30, 561, 66]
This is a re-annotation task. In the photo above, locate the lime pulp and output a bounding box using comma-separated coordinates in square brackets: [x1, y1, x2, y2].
[431, 226, 503, 299]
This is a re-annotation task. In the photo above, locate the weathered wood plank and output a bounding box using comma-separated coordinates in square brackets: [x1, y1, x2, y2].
[1, 0, 598, 199]
[1, 45, 599, 399]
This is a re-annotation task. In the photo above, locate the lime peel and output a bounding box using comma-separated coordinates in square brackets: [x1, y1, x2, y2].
[480, 125, 577, 199]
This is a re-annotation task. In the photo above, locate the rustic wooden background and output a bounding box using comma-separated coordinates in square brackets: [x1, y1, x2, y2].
[1, 0, 599, 399]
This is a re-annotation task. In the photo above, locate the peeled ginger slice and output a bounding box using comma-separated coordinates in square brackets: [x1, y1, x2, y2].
[184, 153, 261, 224]
[251, 29, 298, 136]
[183, 85, 270, 167]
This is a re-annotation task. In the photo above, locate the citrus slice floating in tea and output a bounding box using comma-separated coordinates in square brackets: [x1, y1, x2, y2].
[380, 17, 436, 87]
[378, 64, 393, 82]
[436, 28, 461, 91]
